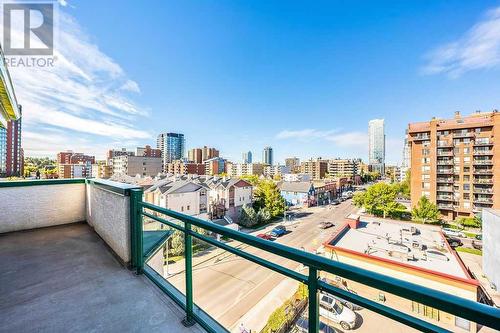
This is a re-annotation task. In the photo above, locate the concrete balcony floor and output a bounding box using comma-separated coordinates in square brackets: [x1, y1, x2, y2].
[0, 223, 204, 333]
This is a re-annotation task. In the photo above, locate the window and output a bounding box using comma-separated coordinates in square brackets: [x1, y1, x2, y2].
[463, 175, 470, 182]
[454, 147, 460, 154]
[463, 184, 470, 191]
[181, 206, 184, 212]
[412, 302, 440, 321]
[421, 157, 430, 164]
[463, 193, 470, 200]
[422, 166, 430, 172]
[463, 147, 470, 154]
[187, 205, 190, 210]
[464, 202, 471, 209]
[421, 174, 430, 180]
[463, 166, 470, 173]
[454, 166, 460, 172]
[422, 182, 430, 189]
[454, 157, 460, 163]
[463, 156, 470, 164]
[422, 149, 430, 155]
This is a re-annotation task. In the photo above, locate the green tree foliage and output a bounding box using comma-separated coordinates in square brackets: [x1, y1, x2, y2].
[456, 216, 481, 229]
[169, 226, 208, 256]
[353, 182, 406, 218]
[239, 204, 258, 228]
[253, 180, 285, 218]
[360, 171, 380, 183]
[411, 196, 440, 224]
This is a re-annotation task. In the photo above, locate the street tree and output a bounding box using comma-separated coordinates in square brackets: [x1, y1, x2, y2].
[411, 196, 440, 224]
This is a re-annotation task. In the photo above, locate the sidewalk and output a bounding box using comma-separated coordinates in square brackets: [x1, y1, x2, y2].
[232, 273, 301, 332]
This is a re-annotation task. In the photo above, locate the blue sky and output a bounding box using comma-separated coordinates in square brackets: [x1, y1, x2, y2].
[10, 0, 500, 164]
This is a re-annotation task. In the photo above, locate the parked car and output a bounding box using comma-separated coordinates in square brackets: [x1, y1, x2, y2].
[294, 317, 339, 333]
[270, 225, 287, 237]
[475, 234, 482, 240]
[319, 293, 357, 330]
[319, 222, 334, 229]
[331, 199, 341, 205]
[442, 228, 465, 238]
[256, 233, 273, 240]
[472, 240, 483, 250]
[445, 235, 463, 248]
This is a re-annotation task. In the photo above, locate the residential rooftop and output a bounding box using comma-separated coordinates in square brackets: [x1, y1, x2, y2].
[330, 219, 470, 280]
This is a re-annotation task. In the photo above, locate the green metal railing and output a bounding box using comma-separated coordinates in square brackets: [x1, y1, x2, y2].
[129, 189, 500, 333]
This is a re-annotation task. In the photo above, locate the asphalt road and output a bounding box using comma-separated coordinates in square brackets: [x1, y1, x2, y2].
[166, 200, 358, 331]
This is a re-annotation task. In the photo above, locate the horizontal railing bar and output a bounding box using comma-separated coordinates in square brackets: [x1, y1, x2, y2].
[139, 201, 500, 330]
[189, 231, 308, 284]
[317, 281, 451, 333]
[142, 211, 184, 232]
[0, 178, 85, 187]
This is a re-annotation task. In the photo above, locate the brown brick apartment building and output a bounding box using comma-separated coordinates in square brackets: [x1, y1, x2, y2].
[408, 111, 499, 220]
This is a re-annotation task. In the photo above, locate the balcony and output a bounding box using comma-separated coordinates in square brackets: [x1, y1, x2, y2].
[453, 131, 474, 138]
[436, 168, 453, 174]
[437, 203, 454, 210]
[436, 195, 454, 201]
[473, 159, 493, 165]
[473, 150, 493, 156]
[473, 197, 494, 204]
[436, 177, 453, 183]
[436, 186, 453, 192]
[437, 141, 453, 148]
[412, 133, 430, 141]
[1, 179, 499, 333]
[474, 140, 493, 146]
[473, 187, 493, 194]
[437, 151, 454, 157]
[473, 168, 493, 175]
[474, 178, 493, 184]
[436, 160, 453, 165]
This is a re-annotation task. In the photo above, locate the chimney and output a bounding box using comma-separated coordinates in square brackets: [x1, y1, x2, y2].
[454, 111, 461, 118]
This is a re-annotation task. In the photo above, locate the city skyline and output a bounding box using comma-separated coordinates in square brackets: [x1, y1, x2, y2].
[8, 1, 500, 165]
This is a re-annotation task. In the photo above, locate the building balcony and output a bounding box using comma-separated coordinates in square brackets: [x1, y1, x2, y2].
[473, 197, 494, 204]
[437, 142, 453, 148]
[474, 140, 493, 146]
[474, 178, 493, 184]
[437, 203, 454, 210]
[473, 150, 493, 156]
[473, 187, 493, 194]
[437, 151, 454, 157]
[1, 179, 499, 333]
[436, 195, 454, 201]
[436, 186, 453, 192]
[413, 133, 430, 141]
[473, 159, 493, 165]
[436, 177, 454, 183]
[473, 168, 493, 175]
[453, 131, 474, 138]
[436, 168, 453, 174]
[436, 160, 453, 165]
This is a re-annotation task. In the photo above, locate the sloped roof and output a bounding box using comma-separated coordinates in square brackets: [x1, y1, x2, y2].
[279, 181, 313, 193]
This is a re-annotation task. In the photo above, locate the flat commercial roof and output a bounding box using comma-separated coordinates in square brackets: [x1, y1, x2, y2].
[331, 220, 469, 280]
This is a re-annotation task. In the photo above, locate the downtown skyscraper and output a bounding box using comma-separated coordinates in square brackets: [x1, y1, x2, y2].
[368, 119, 385, 174]
[262, 146, 273, 165]
[157, 132, 185, 165]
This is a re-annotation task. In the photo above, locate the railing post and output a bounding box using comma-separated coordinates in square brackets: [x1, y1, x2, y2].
[130, 188, 143, 274]
[308, 268, 319, 333]
[183, 221, 195, 326]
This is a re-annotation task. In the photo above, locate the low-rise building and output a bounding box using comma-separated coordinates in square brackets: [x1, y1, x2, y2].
[91, 161, 112, 179]
[279, 181, 315, 207]
[112, 155, 162, 177]
[227, 163, 265, 178]
[263, 164, 290, 179]
[327, 159, 359, 179]
[323, 217, 479, 332]
[204, 157, 226, 176]
[136, 145, 162, 158]
[58, 163, 92, 179]
[165, 160, 205, 175]
[301, 158, 328, 180]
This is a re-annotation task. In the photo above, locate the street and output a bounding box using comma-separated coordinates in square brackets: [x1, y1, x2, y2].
[163, 200, 358, 331]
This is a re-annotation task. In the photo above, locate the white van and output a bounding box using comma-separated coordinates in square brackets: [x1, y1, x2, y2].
[319, 293, 357, 330]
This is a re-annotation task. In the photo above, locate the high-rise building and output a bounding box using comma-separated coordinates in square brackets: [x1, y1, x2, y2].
[242, 151, 252, 163]
[0, 115, 23, 177]
[368, 119, 385, 174]
[408, 111, 499, 220]
[188, 146, 219, 164]
[157, 133, 185, 164]
[262, 146, 273, 165]
[57, 151, 95, 179]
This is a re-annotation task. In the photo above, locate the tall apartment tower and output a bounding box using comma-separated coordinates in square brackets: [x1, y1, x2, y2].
[407, 111, 499, 220]
[368, 119, 386, 174]
[0, 114, 22, 177]
[157, 132, 185, 164]
[263, 146, 273, 165]
[243, 151, 252, 163]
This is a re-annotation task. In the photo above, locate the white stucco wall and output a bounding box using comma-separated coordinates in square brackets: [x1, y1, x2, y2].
[0, 183, 86, 233]
[86, 183, 131, 264]
[483, 209, 500, 288]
